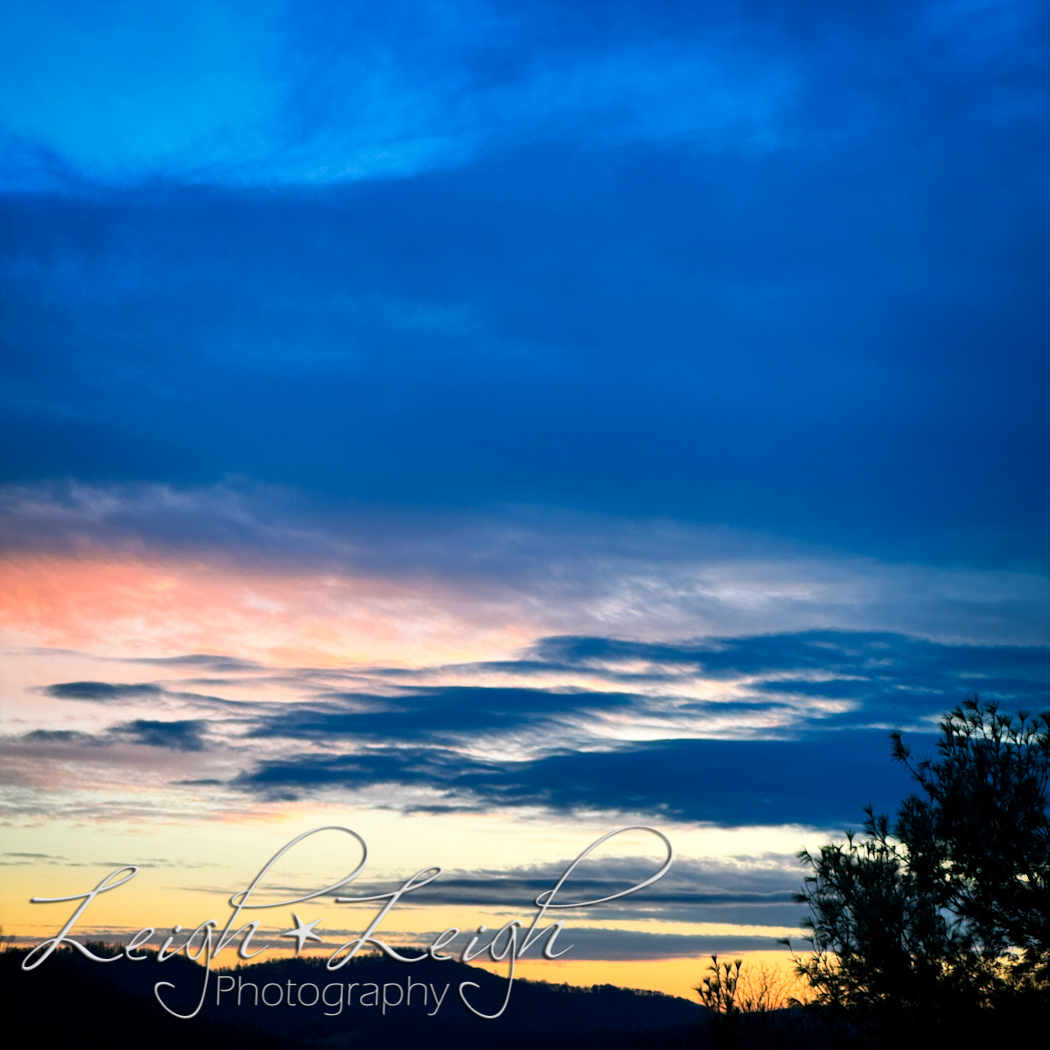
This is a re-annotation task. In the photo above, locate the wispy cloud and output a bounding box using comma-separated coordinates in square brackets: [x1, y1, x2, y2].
[44, 681, 164, 700]
[0, 0, 799, 189]
[6, 1, 1046, 191]
[4, 483, 1047, 655]
[4, 629, 1045, 822]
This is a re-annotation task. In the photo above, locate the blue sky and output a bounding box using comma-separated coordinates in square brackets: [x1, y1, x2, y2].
[1, 0, 1047, 979]
[3, 0, 1048, 564]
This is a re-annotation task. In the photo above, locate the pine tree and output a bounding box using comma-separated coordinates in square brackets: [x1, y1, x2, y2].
[789, 699, 1050, 1040]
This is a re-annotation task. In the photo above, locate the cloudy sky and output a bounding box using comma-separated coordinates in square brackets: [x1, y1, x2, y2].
[1, 0, 1048, 999]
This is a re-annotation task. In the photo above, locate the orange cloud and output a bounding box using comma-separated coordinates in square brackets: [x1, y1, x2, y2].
[0, 553, 533, 667]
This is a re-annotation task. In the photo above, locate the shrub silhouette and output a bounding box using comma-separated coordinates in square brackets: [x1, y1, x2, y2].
[695, 955, 744, 1018]
[695, 955, 794, 1018]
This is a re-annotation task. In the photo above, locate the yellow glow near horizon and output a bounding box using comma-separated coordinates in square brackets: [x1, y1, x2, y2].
[1, 809, 816, 1008]
[472, 951, 806, 1003]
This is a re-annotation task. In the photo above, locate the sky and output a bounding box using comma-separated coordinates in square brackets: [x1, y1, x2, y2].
[1, 0, 1048, 1002]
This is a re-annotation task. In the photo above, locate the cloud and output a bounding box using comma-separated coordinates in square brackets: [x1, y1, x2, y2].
[127, 654, 263, 672]
[21, 728, 102, 745]
[3, 484, 1048, 653]
[334, 854, 805, 929]
[471, 735, 925, 826]
[0, 724, 231, 797]
[529, 633, 1050, 723]
[109, 719, 207, 752]
[14, 720, 210, 757]
[38, 678, 238, 714]
[4, 1, 1046, 191]
[233, 731, 924, 827]
[2, 5, 1048, 570]
[253, 685, 636, 742]
[44, 681, 164, 701]
[7, 627, 1045, 820]
[225, 627, 1040, 821]
[430, 926, 790, 960]
[247, 629, 1049, 741]
[0, 0, 797, 189]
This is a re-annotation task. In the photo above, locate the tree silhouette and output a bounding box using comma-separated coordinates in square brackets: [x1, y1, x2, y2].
[789, 698, 1050, 1039]
[892, 698, 1049, 977]
[791, 806, 986, 1032]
